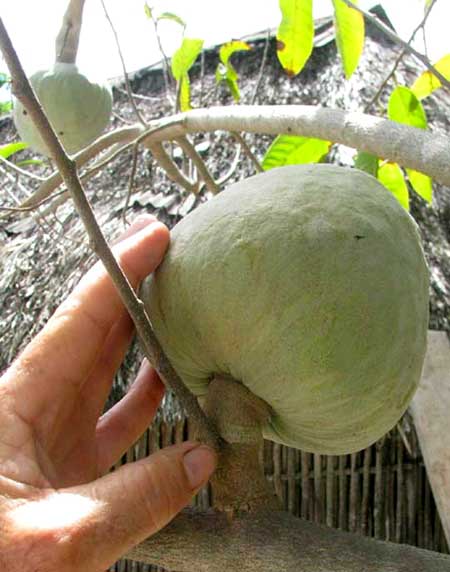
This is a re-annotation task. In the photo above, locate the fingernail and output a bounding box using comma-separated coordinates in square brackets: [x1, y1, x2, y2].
[132, 214, 157, 228]
[137, 358, 150, 375]
[183, 446, 216, 489]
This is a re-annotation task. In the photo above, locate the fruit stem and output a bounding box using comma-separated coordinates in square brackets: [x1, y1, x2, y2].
[203, 375, 280, 513]
[55, 0, 86, 64]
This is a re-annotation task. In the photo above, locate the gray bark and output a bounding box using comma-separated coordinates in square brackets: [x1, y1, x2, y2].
[128, 508, 450, 571]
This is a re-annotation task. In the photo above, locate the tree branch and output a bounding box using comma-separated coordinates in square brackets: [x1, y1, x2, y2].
[231, 131, 263, 173]
[100, 0, 147, 126]
[13, 103, 450, 214]
[55, 0, 85, 64]
[148, 141, 198, 194]
[162, 106, 450, 187]
[0, 16, 223, 452]
[20, 125, 143, 209]
[0, 154, 46, 181]
[128, 507, 450, 571]
[175, 136, 220, 194]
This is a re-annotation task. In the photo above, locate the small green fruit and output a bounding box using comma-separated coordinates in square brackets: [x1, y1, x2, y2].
[142, 164, 429, 454]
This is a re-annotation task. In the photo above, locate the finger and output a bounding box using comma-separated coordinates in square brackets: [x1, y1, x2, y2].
[111, 214, 157, 246]
[80, 215, 161, 419]
[72, 443, 217, 570]
[4, 219, 169, 425]
[80, 311, 135, 422]
[95, 362, 165, 473]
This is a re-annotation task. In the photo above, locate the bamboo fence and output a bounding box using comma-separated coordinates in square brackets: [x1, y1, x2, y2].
[110, 416, 449, 572]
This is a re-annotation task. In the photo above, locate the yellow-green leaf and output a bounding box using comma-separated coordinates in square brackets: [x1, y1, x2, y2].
[144, 3, 153, 19]
[157, 12, 186, 28]
[171, 38, 204, 81]
[407, 169, 433, 203]
[0, 141, 27, 159]
[262, 135, 330, 170]
[179, 74, 191, 112]
[276, 0, 313, 77]
[332, 0, 365, 78]
[354, 151, 378, 177]
[388, 86, 427, 129]
[411, 54, 450, 99]
[215, 41, 251, 101]
[377, 162, 409, 211]
[0, 102, 12, 115]
[219, 40, 251, 66]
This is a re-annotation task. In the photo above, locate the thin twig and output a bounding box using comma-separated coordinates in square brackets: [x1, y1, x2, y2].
[199, 49, 206, 108]
[122, 140, 140, 227]
[231, 132, 263, 173]
[0, 165, 63, 237]
[342, 0, 450, 92]
[175, 136, 219, 194]
[0, 188, 67, 213]
[251, 29, 271, 105]
[149, 141, 197, 194]
[100, 0, 147, 127]
[115, 86, 162, 103]
[0, 154, 46, 181]
[20, 125, 143, 209]
[148, 10, 175, 106]
[216, 143, 242, 186]
[22, 120, 185, 212]
[365, 0, 438, 111]
[0, 16, 223, 452]
[112, 111, 134, 125]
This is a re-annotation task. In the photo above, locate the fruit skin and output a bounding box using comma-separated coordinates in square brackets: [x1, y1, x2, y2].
[13, 63, 112, 156]
[142, 164, 429, 454]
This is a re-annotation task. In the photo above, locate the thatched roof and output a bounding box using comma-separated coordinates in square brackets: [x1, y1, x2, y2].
[1, 6, 449, 417]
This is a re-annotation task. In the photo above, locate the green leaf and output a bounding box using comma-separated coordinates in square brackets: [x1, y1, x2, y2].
[406, 169, 433, 203]
[354, 151, 378, 177]
[219, 40, 251, 65]
[144, 3, 153, 19]
[177, 74, 192, 112]
[332, 0, 365, 78]
[0, 141, 28, 159]
[411, 54, 450, 99]
[377, 162, 409, 210]
[276, 0, 313, 77]
[171, 38, 203, 111]
[388, 85, 428, 129]
[216, 41, 251, 101]
[157, 12, 186, 28]
[171, 38, 204, 80]
[262, 135, 330, 170]
[0, 101, 12, 115]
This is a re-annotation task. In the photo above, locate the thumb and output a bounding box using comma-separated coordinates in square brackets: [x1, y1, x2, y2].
[74, 441, 216, 571]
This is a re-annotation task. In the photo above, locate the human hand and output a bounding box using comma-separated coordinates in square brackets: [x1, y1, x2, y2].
[0, 215, 216, 572]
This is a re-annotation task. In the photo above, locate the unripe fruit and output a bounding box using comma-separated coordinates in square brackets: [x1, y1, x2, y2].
[142, 164, 429, 454]
[13, 63, 112, 156]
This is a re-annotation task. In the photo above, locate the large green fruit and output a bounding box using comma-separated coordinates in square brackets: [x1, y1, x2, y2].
[142, 164, 429, 454]
[13, 63, 112, 156]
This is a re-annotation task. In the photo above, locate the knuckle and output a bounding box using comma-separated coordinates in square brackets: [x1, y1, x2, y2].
[133, 453, 188, 532]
